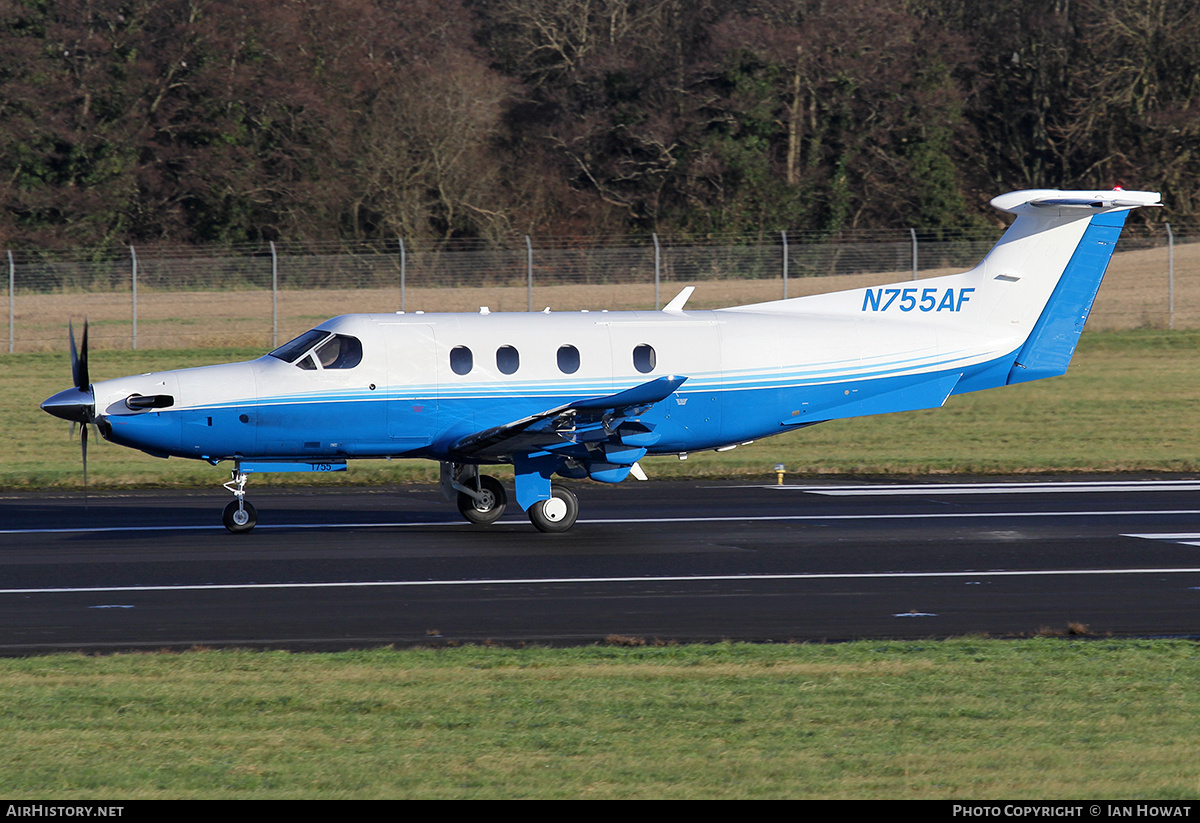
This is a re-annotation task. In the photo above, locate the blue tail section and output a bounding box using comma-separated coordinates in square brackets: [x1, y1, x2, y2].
[1006, 209, 1129, 385]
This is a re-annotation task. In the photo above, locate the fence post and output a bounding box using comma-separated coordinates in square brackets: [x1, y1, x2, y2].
[8, 250, 13, 354]
[398, 237, 406, 312]
[270, 241, 278, 347]
[525, 236, 533, 312]
[781, 231, 789, 299]
[653, 233, 661, 310]
[1166, 222, 1174, 331]
[910, 228, 918, 281]
[130, 244, 138, 350]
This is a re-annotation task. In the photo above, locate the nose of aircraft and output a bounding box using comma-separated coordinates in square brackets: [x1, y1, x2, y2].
[41, 385, 96, 424]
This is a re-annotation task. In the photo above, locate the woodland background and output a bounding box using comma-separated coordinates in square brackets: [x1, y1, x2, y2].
[2, 0, 1197, 251]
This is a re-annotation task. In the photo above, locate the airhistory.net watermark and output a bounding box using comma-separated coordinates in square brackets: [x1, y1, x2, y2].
[6, 808, 123, 818]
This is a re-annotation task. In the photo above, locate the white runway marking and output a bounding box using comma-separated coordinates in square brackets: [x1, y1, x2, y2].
[771, 480, 1200, 496]
[6, 509, 1200, 536]
[1124, 532, 1200, 547]
[5, 566, 1200, 597]
[0, 521, 468, 535]
[6, 479, 1198, 536]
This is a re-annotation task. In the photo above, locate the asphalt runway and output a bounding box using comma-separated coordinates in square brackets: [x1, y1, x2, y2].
[3, 477, 1200, 653]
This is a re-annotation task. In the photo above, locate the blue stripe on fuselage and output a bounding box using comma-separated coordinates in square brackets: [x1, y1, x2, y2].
[102, 349, 1017, 461]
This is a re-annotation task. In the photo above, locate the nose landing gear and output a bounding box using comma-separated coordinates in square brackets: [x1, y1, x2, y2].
[222, 499, 258, 533]
[222, 467, 256, 534]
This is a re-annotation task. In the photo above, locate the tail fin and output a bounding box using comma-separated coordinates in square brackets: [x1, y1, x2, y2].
[978, 189, 1160, 384]
[720, 187, 1160, 394]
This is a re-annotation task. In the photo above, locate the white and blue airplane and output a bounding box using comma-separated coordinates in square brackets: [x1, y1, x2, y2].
[41, 188, 1161, 533]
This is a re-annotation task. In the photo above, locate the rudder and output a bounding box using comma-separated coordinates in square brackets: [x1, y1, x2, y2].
[1006, 207, 1129, 384]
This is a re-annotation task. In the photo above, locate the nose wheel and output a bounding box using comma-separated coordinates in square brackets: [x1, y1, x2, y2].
[222, 499, 258, 534]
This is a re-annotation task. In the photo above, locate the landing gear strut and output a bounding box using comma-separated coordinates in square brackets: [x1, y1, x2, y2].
[456, 474, 508, 525]
[222, 466, 257, 534]
[445, 463, 508, 525]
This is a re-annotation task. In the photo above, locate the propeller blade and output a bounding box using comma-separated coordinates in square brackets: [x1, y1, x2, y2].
[69, 321, 80, 389]
[81, 422, 89, 497]
[69, 319, 90, 391]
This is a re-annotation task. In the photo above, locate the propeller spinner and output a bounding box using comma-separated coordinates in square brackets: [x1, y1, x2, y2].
[41, 321, 97, 424]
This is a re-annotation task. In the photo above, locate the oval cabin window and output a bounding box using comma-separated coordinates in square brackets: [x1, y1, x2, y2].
[450, 346, 473, 375]
[496, 345, 520, 375]
[633, 343, 656, 374]
[557, 344, 580, 374]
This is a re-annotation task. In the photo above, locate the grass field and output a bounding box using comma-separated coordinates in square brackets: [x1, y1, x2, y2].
[4, 329, 1200, 799]
[3, 329, 1199, 490]
[2, 641, 1198, 799]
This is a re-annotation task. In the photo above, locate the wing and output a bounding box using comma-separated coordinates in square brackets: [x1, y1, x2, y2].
[451, 374, 685, 462]
[449, 375, 686, 508]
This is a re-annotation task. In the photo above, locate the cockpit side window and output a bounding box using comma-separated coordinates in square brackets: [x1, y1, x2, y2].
[314, 334, 362, 369]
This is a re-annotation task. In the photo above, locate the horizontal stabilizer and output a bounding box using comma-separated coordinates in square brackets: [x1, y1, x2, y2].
[1029, 197, 1160, 210]
[991, 189, 1160, 216]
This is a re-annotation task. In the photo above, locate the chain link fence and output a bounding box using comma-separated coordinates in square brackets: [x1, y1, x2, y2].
[3, 225, 1194, 353]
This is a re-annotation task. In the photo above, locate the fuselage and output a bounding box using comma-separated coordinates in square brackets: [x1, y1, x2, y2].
[91, 288, 1023, 465]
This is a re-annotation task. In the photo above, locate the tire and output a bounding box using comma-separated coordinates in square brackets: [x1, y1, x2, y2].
[456, 475, 507, 525]
[222, 499, 257, 534]
[528, 486, 579, 533]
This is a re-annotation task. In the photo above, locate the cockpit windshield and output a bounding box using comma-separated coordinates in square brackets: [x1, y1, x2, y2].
[269, 329, 330, 363]
[268, 329, 362, 370]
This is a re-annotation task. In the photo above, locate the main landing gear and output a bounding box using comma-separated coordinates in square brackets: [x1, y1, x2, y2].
[445, 463, 579, 533]
[528, 486, 579, 533]
[456, 474, 508, 525]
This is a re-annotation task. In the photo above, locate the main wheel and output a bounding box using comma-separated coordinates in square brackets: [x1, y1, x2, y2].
[456, 475, 507, 525]
[528, 486, 579, 533]
[222, 499, 257, 534]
